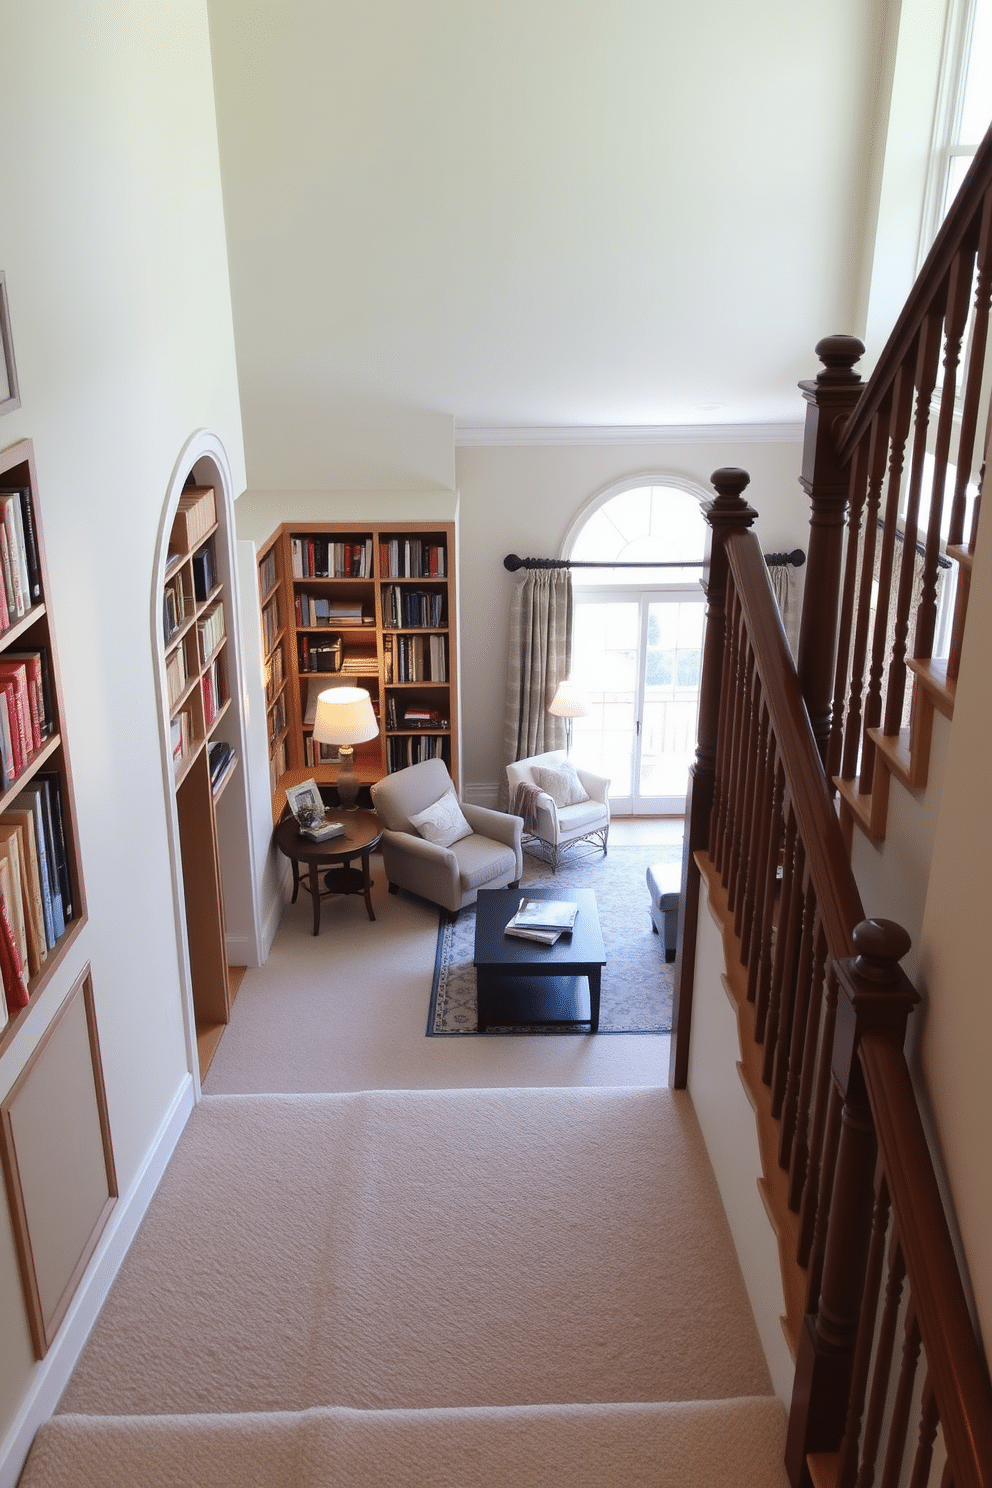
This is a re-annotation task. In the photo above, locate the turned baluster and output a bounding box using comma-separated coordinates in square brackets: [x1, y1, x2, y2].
[670, 468, 757, 1088]
[786, 918, 918, 1487]
[796, 336, 866, 763]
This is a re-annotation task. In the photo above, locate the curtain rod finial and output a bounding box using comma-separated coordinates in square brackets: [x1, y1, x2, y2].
[504, 553, 524, 571]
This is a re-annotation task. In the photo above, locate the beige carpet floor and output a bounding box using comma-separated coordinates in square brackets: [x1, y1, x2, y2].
[25, 1399, 789, 1488]
[58, 1088, 770, 1416]
[204, 845, 673, 1095]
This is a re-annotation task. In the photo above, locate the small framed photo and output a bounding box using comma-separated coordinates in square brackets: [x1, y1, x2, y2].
[285, 777, 325, 823]
[0, 272, 21, 417]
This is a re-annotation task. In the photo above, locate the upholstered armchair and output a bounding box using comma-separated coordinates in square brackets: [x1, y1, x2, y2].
[505, 750, 610, 872]
[370, 758, 523, 917]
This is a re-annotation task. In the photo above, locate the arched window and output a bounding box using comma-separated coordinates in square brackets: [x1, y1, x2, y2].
[565, 481, 708, 816]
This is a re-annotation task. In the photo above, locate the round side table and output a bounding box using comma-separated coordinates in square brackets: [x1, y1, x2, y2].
[274, 808, 383, 935]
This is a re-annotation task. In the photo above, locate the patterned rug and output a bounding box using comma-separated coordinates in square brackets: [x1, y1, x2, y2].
[428, 842, 682, 1036]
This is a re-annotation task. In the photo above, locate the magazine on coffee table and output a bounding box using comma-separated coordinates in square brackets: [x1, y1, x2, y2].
[505, 898, 579, 941]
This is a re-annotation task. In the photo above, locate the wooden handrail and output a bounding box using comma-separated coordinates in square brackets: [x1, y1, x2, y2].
[838, 127, 992, 464]
[860, 1031, 992, 1488]
[724, 531, 863, 957]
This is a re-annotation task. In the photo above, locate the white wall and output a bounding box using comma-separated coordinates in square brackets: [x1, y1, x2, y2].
[918, 507, 992, 1365]
[454, 433, 807, 801]
[0, 2, 244, 1473]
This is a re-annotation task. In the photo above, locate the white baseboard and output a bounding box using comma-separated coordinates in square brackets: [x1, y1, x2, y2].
[462, 781, 500, 810]
[0, 1075, 196, 1488]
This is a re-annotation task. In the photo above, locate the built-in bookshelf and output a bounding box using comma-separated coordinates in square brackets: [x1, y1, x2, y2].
[163, 483, 237, 1069]
[0, 438, 86, 1049]
[258, 522, 458, 817]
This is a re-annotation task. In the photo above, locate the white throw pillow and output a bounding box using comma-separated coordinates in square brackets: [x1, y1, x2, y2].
[532, 761, 589, 808]
[409, 788, 473, 847]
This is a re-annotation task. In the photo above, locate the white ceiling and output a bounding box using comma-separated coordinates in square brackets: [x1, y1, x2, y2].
[207, 0, 892, 483]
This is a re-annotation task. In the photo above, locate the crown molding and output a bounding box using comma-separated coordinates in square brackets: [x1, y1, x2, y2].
[454, 420, 804, 448]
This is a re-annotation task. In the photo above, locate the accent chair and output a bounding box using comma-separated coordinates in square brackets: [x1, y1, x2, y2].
[370, 758, 523, 918]
[506, 749, 610, 872]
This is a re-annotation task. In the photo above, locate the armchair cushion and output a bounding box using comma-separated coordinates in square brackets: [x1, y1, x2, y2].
[409, 788, 472, 847]
[532, 760, 589, 808]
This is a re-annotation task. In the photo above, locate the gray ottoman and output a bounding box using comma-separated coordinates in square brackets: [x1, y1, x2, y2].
[646, 862, 681, 962]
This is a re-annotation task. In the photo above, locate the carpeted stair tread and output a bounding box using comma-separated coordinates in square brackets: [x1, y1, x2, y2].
[59, 1087, 771, 1417]
[23, 1397, 790, 1488]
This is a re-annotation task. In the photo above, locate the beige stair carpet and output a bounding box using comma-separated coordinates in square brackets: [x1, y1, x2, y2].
[23, 1398, 790, 1488]
[59, 1086, 771, 1416]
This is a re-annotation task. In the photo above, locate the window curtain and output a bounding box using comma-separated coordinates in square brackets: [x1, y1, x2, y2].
[768, 563, 800, 658]
[501, 568, 573, 802]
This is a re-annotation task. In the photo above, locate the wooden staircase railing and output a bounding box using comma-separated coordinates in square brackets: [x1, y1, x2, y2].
[796, 124, 992, 845]
[670, 483, 992, 1488]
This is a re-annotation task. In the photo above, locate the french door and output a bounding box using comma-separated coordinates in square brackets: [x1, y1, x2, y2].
[571, 589, 704, 814]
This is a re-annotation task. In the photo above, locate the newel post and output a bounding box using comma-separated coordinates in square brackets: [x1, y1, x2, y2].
[669, 468, 757, 1087]
[785, 919, 919, 1487]
[796, 335, 865, 762]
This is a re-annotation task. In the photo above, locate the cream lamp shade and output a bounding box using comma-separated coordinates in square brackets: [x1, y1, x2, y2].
[548, 680, 588, 754]
[548, 680, 589, 720]
[312, 687, 379, 808]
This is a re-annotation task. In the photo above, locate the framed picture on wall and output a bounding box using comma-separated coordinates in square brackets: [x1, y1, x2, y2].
[0, 272, 21, 417]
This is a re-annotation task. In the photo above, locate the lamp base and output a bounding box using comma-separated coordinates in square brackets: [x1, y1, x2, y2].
[336, 746, 361, 810]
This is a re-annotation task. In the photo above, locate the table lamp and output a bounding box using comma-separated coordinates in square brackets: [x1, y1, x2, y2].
[548, 679, 589, 754]
[312, 686, 379, 809]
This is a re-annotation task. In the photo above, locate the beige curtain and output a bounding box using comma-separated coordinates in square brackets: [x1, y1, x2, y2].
[768, 562, 800, 659]
[501, 568, 573, 799]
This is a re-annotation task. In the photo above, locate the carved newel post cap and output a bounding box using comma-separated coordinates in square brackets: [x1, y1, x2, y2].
[814, 334, 866, 384]
[710, 467, 752, 503]
[851, 918, 912, 986]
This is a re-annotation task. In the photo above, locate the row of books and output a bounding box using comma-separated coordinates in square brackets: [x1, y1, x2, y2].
[258, 548, 279, 599]
[381, 585, 446, 630]
[198, 601, 225, 662]
[385, 697, 448, 730]
[171, 486, 216, 552]
[379, 538, 446, 578]
[163, 573, 189, 644]
[0, 648, 55, 785]
[291, 537, 374, 579]
[192, 542, 217, 603]
[264, 642, 284, 704]
[202, 657, 223, 729]
[165, 642, 189, 710]
[387, 734, 447, 771]
[298, 634, 343, 673]
[171, 709, 193, 772]
[390, 633, 447, 683]
[295, 593, 372, 628]
[0, 486, 42, 631]
[268, 692, 287, 746]
[268, 737, 287, 796]
[0, 775, 72, 1021]
[262, 597, 281, 655]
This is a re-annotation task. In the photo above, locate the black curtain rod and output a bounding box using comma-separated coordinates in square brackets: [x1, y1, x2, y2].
[503, 548, 806, 572]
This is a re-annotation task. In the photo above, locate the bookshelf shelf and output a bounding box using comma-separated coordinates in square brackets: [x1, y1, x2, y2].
[163, 483, 237, 1068]
[0, 438, 87, 1049]
[257, 521, 458, 813]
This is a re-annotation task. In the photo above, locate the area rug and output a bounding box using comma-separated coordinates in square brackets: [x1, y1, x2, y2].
[428, 842, 682, 1036]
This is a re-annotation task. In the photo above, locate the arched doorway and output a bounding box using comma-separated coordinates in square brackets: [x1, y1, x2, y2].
[563, 478, 709, 816]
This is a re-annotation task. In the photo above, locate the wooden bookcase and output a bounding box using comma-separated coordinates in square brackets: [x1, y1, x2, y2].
[0, 438, 86, 1051]
[258, 522, 458, 818]
[163, 484, 237, 1072]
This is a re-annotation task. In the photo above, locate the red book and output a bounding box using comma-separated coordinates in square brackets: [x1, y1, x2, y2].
[4, 652, 43, 753]
[0, 675, 24, 775]
[378, 541, 389, 577]
[0, 888, 28, 1011]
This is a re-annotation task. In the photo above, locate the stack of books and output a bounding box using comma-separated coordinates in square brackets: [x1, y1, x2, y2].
[504, 898, 579, 945]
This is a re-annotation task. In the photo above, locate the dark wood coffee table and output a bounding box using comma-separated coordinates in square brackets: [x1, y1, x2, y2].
[473, 885, 606, 1032]
[274, 807, 382, 934]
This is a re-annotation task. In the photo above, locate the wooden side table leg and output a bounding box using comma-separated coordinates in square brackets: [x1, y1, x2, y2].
[308, 865, 322, 936]
[361, 849, 376, 921]
[290, 858, 301, 904]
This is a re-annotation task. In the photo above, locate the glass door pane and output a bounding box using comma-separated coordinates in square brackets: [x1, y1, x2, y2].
[637, 598, 704, 811]
[571, 599, 640, 808]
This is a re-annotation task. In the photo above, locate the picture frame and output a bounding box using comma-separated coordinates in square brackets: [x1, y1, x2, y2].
[284, 777, 325, 823]
[0, 272, 21, 417]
